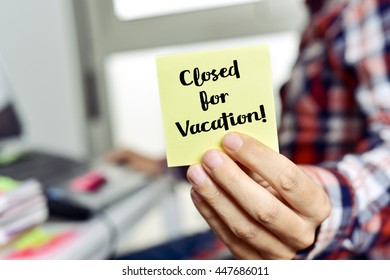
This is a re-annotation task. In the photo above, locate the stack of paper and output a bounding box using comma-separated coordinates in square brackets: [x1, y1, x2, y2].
[0, 177, 48, 246]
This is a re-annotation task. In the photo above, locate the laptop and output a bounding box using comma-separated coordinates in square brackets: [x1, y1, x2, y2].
[0, 58, 149, 220]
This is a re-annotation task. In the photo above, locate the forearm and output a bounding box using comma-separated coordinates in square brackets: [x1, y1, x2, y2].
[298, 144, 390, 259]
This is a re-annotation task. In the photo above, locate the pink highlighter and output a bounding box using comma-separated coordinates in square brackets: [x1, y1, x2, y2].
[70, 171, 106, 192]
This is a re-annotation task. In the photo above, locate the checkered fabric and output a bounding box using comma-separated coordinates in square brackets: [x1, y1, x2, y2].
[280, 0, 390, 259]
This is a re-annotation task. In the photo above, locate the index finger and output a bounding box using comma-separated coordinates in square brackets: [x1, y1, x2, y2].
[222, 132, 329, 221]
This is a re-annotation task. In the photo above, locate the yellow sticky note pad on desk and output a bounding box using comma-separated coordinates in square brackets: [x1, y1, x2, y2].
[156, 45, 279, 167]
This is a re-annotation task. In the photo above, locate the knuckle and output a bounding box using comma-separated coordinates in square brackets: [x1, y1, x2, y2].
[318, 193, 332, 222]
[233, 223, 257, 242]
[277, 164, 301, 193]
[220, 169, 241, 188]
[195, 202, 215, 221]
[203, 187, 221, 206]
[296, 231, 315, 250]
[218, 232, 236, 247]
[254, 202, 280, 225]
[309, 190, 332, 224]
[199, 206, 215, 221]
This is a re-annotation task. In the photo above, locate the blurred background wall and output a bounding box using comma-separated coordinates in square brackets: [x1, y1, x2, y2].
[0, 0, 87, 159]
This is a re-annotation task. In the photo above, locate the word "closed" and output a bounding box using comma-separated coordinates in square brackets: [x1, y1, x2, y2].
[179, 60, 240, 87]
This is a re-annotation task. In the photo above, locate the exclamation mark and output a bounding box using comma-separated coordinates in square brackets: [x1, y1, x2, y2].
[259, 105, 267, 123]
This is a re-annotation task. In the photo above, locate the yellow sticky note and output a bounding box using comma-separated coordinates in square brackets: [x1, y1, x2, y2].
[156, 45, 279, 167]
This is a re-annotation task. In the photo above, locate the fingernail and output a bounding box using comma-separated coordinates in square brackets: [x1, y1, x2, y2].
[187, 164, 207, 186]
[191, 189, 203, 203]
[203, 150, 223, 169]
[223, 133, 243, 151]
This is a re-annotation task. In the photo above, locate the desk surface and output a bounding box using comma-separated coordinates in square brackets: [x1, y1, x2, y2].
[0, 175, 175, 260]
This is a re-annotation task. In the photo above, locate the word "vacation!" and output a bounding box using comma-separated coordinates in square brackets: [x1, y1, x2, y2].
[175, 105, 267, 137]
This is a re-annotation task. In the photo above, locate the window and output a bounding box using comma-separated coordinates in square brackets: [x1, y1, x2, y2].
[113, 0, 261, 21]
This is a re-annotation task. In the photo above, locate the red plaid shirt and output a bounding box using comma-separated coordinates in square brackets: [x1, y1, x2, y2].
[280, 0, 390, 259]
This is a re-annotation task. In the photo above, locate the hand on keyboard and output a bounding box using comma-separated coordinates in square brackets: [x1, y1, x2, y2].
[105, 149, 166, 177]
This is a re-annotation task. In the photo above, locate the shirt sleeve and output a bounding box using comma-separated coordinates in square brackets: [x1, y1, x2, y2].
[298, 1, 390, 259]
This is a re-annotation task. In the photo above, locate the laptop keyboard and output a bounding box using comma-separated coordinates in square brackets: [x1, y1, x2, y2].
[0, 151, 88, 187]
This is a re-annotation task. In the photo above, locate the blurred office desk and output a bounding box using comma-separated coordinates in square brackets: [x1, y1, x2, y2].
[0, 174, 180, 259]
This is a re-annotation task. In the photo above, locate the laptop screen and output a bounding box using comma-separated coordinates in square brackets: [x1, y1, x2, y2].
[0, 58, 22, 141]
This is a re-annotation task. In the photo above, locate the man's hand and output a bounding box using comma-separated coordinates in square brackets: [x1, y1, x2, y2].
[106, 149, 165, 177]
[187, 132, 331, 259]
